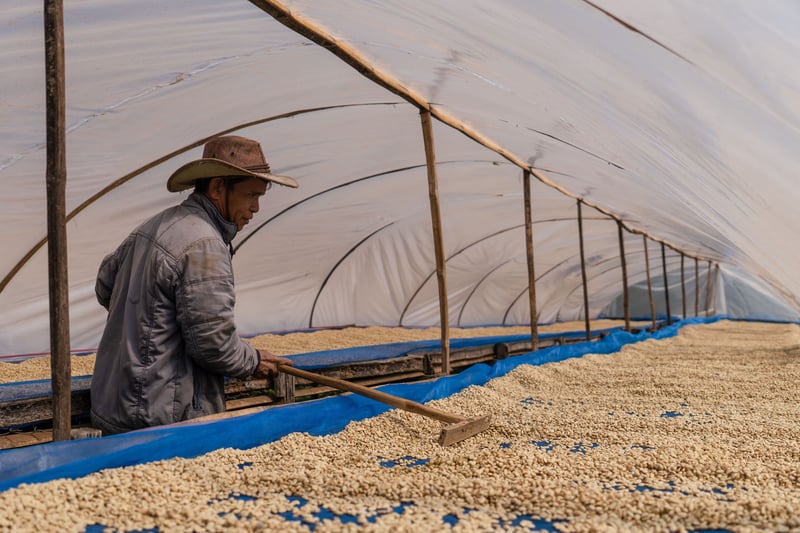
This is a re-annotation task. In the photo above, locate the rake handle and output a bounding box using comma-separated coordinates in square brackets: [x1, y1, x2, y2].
[278, 365, 465, 424]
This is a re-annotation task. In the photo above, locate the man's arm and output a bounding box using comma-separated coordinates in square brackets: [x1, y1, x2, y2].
[174, 238, 262, 379]
[95, 242, 128, 310]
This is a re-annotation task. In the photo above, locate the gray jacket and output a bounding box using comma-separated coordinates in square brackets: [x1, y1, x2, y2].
[91, 192, 259, 434]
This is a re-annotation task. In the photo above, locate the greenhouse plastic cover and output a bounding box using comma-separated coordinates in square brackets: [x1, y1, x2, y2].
[2, 1, 800, 356]
[0, 317, 710, 492]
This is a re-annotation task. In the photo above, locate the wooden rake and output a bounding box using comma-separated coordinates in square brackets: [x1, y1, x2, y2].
[279, 365, 491, 446]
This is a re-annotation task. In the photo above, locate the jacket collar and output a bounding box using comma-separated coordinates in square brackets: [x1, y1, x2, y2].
[184, 192, 238, 244]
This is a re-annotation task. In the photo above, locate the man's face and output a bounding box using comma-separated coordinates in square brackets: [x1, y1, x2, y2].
[216, 177, 269, 231]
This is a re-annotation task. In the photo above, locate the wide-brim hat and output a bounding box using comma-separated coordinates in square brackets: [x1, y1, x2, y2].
[167, 135, 298, 192]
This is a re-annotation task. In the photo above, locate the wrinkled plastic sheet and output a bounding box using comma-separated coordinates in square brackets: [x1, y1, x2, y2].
[0, 318, 717, 492]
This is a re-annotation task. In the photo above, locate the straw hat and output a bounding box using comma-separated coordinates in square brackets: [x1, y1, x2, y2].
[167, 135, 298, 192]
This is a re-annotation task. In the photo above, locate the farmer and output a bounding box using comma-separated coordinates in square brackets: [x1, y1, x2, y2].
[90, 135, 297, 435]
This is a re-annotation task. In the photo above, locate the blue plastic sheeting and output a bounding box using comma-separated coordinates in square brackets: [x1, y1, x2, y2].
[0, 376, 92, 403]
[0, 317, 717, 492]
[0, 326, 624, 404]
[288, 327, 612, 370]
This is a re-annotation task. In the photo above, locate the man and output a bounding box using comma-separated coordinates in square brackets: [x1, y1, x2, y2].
[91, 135, 297, 435]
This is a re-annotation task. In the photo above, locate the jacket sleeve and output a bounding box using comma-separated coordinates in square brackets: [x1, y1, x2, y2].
[173, 237, 259, 379]
[96, 242, 127, 310]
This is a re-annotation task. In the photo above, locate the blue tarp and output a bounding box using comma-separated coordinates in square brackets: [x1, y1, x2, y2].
[0, 317, 718, 492]
[0, 326, 622, 403]
[281, 327, 609, 369]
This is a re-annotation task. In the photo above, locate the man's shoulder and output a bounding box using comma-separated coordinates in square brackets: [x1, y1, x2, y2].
[139, 203, 223, 257]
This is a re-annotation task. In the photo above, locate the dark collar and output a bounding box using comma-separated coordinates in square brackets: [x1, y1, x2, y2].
[184, 192, 238, 244]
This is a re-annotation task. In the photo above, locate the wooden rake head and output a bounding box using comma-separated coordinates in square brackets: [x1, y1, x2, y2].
[279, 365, 492, 446]
[438, 415, 492, 446]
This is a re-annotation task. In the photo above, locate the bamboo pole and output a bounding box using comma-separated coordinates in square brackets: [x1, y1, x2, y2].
[661, 242, 672, 325]
[714, 264, 720, 315]
[522, 170, 539, 349]
[419, 110, 450, 375]
[577, 200, 591, 340]
[680, 253, 686, 319]
[643, 236, 656, 330]
[705, 261, 713, 317]
[44, 0, 71, 441]
[694, 257, 699, 317]
[617, 221, 630, 331]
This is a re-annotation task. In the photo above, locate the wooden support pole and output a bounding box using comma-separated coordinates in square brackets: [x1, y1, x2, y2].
[643, 236, 656, 330]
[709, 263, 720, 317]
[419, 110, 450, 375]
[661, 242, 672, 325]
[705, 261, 713, 317]
[617, 221, 630, 331]
[44, 0, 71, 441]
[577, 200, 591, 340]
[274, 371, 296, 404]
[694, 257, 699, 317]
[522, 170, 539, 350]
[680, 253, 686, 319]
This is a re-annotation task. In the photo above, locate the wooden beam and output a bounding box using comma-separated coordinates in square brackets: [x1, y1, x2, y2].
[419, 110, 450, 375]
[522, 170, 539, 349]
[661, 242, 672, 325]
[643, 236, 656, 330]
[0, 390, 90, 428]
[617, 221, 630, 331]
[577, 200, 591, 340]
[44, 0, 71, 441]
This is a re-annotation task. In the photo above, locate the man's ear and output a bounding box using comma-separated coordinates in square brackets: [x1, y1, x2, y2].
[207, 177, 226, 202]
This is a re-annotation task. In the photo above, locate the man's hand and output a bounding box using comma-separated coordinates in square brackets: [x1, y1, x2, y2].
[253, 349, 293, 379]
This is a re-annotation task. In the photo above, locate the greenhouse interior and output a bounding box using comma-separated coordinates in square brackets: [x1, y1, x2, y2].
[1, 1, 798, 531]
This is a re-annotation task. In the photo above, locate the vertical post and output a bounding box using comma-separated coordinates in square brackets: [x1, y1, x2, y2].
[617, 221, 630, 331]
[661, 242, 672, 325]
[643, 236, 655, 330]
[522, 170, 539, 350]
[705, 261, 713, 317]
[577, 200, 590, 340]
[714, 264, 720, 315]
[45, 0, 71, 441]
[694, 257, 699, 317]
[419, 110, 450, 375]
[274, 372, 296, 404]
[680, 253, 686, 319]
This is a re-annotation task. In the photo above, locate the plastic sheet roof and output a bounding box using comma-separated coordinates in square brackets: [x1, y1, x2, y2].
[2, 1, 799, 355]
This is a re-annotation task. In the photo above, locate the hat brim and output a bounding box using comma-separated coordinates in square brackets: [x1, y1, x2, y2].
[167, 159, 299, 192]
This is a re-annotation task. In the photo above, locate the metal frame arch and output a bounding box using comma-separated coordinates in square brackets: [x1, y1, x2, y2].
[558, 252, 684, 318]
[502, 255, 580, 325]
[398, 224, 524, 326]
[233, 158, 511, 253]
[236, 158, 520, 328]
[455, 260, 513, 327]
[401, 215, 609, 327]
[308, 221, 395, 328]
[499, 243, 654, 325]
